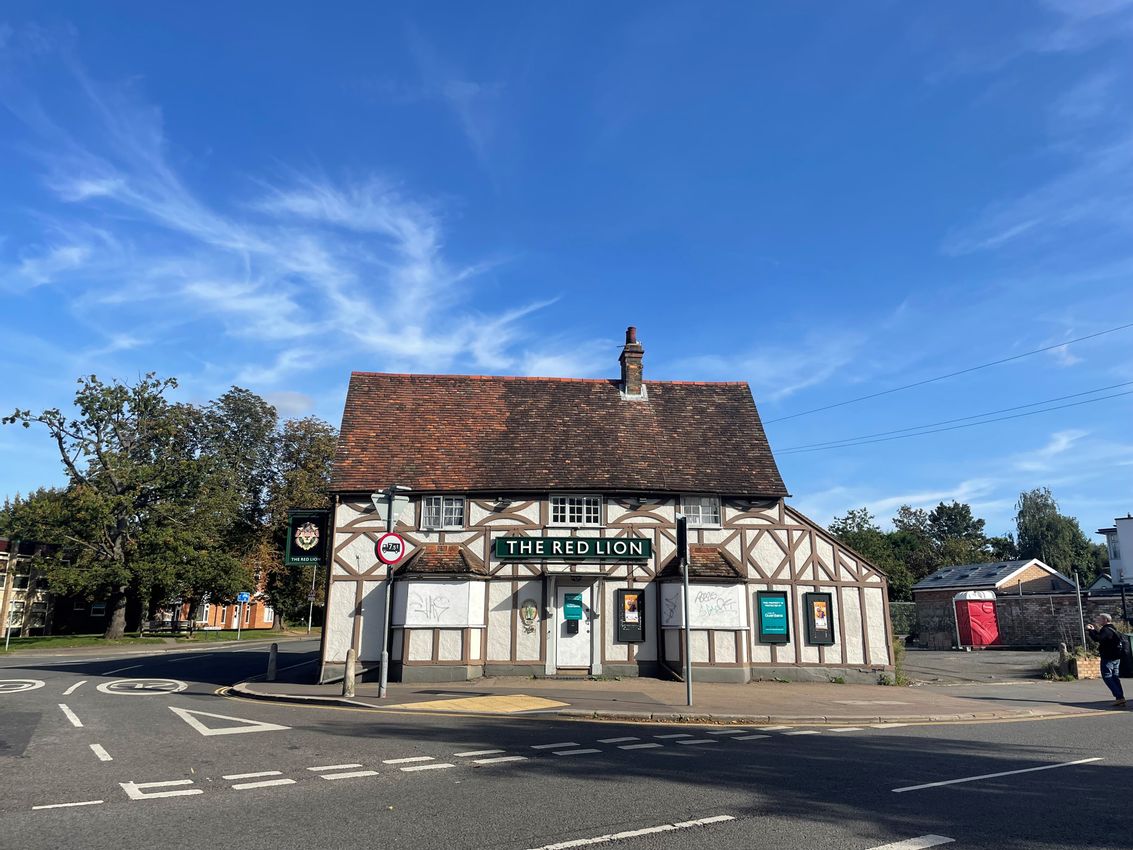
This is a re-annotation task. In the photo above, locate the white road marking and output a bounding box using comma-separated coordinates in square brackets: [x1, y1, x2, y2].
[525, 814, 736, 849]
[400, 763, 455, 772]
[706, 729, 747, 735]
[90, 744, 113, 762]
[866, 836, 954, 850]
[893, 757, 1104, 793]
[98, 679, 187, 695]
[103, 664, 143, 675]
[222, 771, 283, 780]
[871, 723, 910, 729]
[619, 743, 662, 750]
[676, 738, 718, 745]
[0, 679, 46, 693]
[382, 756, 435, 765]
[474, 756, 528, 765]
[33, 800, 104, 810]
[761, 725, 791, 731]
[169, 706, 290, 736]
[554, 748, 601, 756]
[733, 734, 771, 741]
[783, 730, 820, 736]
[165, 653, 214, 663]
[532, 742, 578, 749]
[307, 763, 363, 771]
[828, 727, 864, 732]
[232, 778, 296, 790]
[322, 770, 378, 780]
[120, 779, 202, 800]
[654, 733, 692, 739]
[63, 681, 87, 696]
[58, 704, 83, 728]
[597, 737, 639, 744]
[454, 749, 505, 757]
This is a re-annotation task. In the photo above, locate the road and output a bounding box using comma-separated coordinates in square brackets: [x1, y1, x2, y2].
[2, 641, 1130, 850]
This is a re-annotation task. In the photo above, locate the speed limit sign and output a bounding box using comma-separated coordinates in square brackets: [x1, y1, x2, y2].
[376, 532, 407, 565]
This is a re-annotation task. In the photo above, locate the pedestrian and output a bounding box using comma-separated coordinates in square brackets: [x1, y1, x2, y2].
[1085, 613, 1126, 707]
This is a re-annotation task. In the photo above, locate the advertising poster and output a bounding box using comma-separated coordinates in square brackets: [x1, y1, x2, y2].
[804, 592, 836, 646]
[615, 588, 645, 642]
[756, 590, 790, 644]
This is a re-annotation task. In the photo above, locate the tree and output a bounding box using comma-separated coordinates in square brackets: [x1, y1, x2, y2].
[928, 501, 988, 566]
[1014, 487, 1105, 583]
[829, 508, 913, 601]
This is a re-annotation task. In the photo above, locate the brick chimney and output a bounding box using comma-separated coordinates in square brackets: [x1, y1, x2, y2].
[619, 326, 645, 397]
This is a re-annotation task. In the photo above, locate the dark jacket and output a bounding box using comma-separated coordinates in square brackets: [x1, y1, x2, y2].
[1093, 623, 1124, 662]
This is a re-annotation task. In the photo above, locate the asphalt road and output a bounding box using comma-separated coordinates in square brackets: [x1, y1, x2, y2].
[2, 641, 1130, 850]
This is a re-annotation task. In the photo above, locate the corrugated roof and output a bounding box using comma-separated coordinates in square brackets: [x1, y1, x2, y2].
[331, 372, 788, 496]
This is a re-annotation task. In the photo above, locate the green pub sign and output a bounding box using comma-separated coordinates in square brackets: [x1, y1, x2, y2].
[494, 536, 652, 561]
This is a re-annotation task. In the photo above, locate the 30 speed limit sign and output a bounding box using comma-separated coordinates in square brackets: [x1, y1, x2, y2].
[376, 532, 407, 565]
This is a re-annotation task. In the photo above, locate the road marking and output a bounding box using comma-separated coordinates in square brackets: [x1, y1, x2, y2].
[706, 729, 747, 735]
[828, 727, 864, 732]
[307, 763, 363, 771]
[619, 743, 662, 750]
[532, 742, 578, 749]
[232, 778, 296, 790]
[866, 836, 954, 850]
[835, 700, 911, 706]
[783, 730, 820, 736]
[63, 681, 87, 696]
[474, 756, 528, 765]
[120, 779, 202, 800]
[33, 800, 104, 810]
[554, 748, 601, 756]
[733, 734, 771, 741]
[222, 771, 283, 780]
[761, 725, 791, 731]
[892, 757, 1104, 793]
[597, 737, 638, 744]
[382, 756, 435, 765]
[676, 738, 718, 745]
[90, 744, 113, 762]
[165, 653, 214, 663]
[58, 704, 83, 727]
[98, 679, 187, 695]
[871, 723, 910, 729]
[400, 763, 455, 772]
[654, 733, 692, 739]
[321, 770, 379, 780]
[0, 679, 46, 694]
[454, 749, 506, 757]
[169, 706, 290, 736]
[104, 664, 143, 675]
[525, 813, 735, 849]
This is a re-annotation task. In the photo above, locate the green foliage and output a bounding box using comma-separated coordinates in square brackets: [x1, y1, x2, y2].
[1015, 487, 1105, 584]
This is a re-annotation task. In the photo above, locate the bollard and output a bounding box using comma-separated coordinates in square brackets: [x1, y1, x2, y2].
[343, 647, 356, 698]
[266, 643, 278, 682]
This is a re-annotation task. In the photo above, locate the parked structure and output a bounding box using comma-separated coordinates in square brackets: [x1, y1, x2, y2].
[320, 327, 894, 684]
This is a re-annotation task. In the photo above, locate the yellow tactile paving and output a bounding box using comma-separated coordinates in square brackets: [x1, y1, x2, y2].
[385, 694, 569, 714]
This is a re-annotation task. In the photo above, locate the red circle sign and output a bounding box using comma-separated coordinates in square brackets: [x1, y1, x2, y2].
[376, 532, 407, 565]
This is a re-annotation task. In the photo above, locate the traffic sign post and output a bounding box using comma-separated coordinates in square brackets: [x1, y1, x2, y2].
[236, 592, 250, 641]
[676, 515, 692, 707]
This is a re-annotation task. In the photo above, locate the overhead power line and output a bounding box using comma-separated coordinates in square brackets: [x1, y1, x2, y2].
[777, 381, 1133, 452]
[776, 389, 1133, 455]
[764, 321, 1133, 424]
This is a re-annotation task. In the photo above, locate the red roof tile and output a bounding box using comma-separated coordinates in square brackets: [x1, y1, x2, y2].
[394, 544, 488, 577]
[659, 545, 746, 580]
[331, 373, 787, 497]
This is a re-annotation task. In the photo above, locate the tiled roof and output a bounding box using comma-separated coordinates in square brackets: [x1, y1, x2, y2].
[658, 545, 745, 580]
[912, 559, 1071, 591]
[331, 373, 788, 496]
[394, 544, 488, 577]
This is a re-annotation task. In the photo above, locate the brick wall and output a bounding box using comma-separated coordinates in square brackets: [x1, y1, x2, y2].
[912, 591, 1130, 649]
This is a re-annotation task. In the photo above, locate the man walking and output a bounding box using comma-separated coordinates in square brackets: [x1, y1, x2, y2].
[1086, 613, 1126, 707]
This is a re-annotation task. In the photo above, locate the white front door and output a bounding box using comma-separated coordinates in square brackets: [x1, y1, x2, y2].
[556, 586, 592, 668]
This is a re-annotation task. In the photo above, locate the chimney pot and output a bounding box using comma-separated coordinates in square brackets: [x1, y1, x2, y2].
[619, 325, 645, 397]
[626, 326, 637, 344]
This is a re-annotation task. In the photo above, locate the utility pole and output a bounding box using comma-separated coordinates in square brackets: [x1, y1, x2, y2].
[677, 515, 692, 707]
[1074, 570, 1086, 650]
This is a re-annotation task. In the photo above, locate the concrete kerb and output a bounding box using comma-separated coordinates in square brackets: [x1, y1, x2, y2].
[228, 682, 1097, 725]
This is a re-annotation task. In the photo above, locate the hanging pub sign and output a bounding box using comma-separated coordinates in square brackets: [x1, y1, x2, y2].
[804, 592, 836, 645]
[615, 588, 645, 643]
[285, 509, 330, 567]
[756, 590, 790, 644]
[494, 536, 651, 560]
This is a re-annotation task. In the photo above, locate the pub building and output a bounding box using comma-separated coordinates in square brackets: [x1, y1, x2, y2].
[319, 327, 894, 684]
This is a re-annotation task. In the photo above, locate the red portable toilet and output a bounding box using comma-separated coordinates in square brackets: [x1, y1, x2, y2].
[953, 591, 1000, 648]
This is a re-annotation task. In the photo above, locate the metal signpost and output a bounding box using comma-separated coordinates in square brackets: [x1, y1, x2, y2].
[371, 486, 411, 699]
[236, 591, 250, 641]
[676, 515, 692, 707]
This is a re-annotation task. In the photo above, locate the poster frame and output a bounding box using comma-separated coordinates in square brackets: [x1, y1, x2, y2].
[756, 590, 791, 644]
[803, 591, 836, 646]
[615, 587, 645, 643]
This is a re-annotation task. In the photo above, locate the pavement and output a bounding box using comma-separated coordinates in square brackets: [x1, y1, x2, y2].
[233, 662, 1118, 725]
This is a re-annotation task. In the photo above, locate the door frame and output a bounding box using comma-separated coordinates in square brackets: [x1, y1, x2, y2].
[545, 575, 602, 676]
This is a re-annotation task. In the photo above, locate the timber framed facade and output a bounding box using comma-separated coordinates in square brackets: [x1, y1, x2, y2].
[320, 327, 893, 684]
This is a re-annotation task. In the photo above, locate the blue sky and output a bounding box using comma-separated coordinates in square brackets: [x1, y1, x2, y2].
[1, 2, 1131, 539]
